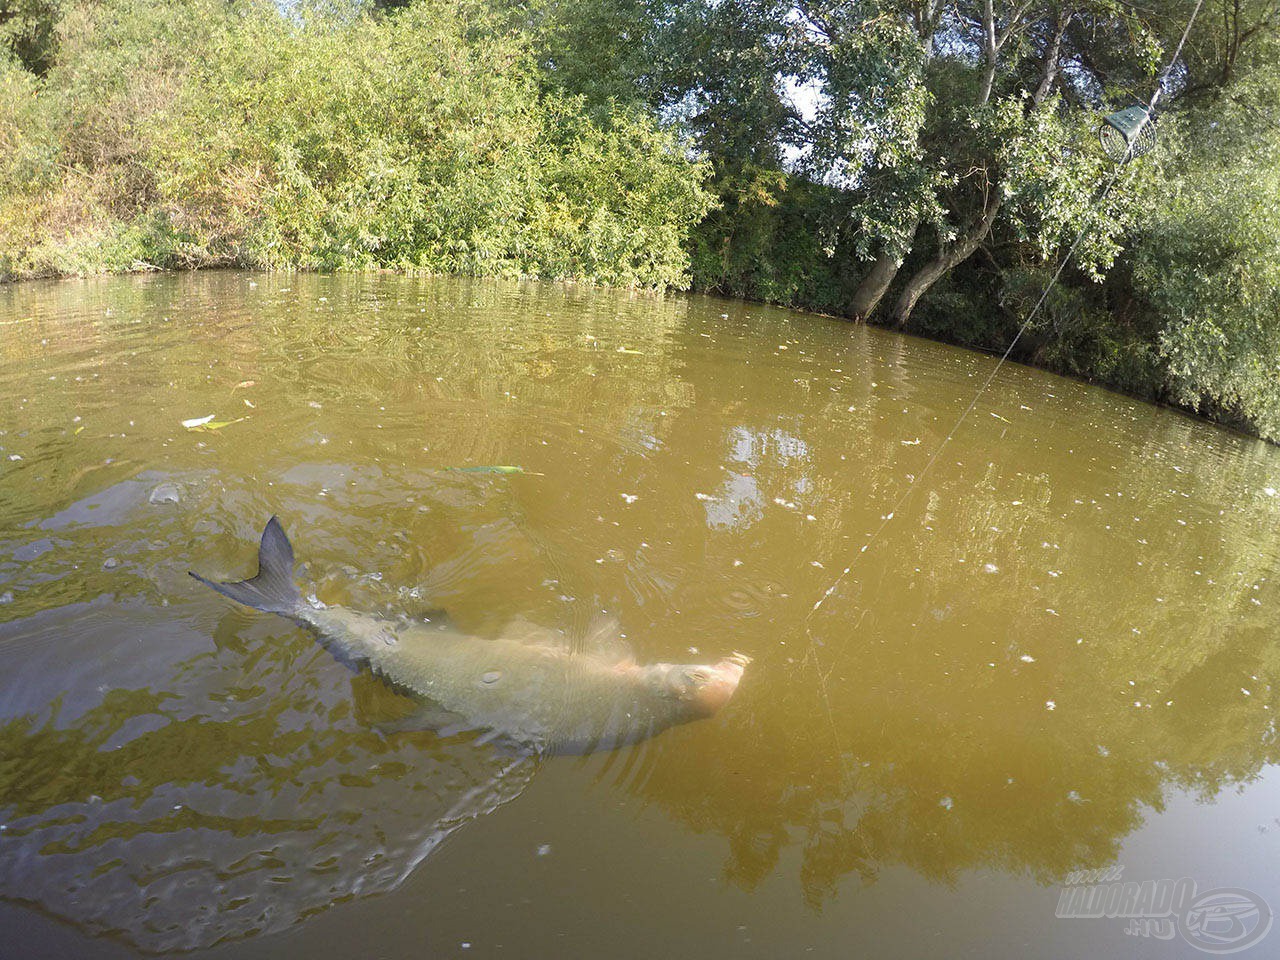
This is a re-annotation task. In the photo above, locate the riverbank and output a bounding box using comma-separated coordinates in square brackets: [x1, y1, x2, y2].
[5, 0, 1277, 441]
[1, 260, 1268, 449]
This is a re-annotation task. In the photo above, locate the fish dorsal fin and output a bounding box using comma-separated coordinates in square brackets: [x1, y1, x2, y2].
[580, 614, 634, 665]
[582, 614, 622, 647]
[497, 615, 560, 647]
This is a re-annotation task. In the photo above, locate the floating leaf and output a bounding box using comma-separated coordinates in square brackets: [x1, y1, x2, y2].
[193, 417, 248, 432]
[184, 414, 247, 432]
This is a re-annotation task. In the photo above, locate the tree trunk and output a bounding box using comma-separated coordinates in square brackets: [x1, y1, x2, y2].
[849, 234, 912, 320]
[889, 195, 1003, 328]
[888, 257, 949, 327]
[845, 0, 939, 323]
[888, 13, 1068, 328]
[977, 0, 998, 105]
[1033, 12, 1069, 105]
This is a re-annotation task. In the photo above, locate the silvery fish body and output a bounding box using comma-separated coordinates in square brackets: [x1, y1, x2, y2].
[192, 518, 748, 754]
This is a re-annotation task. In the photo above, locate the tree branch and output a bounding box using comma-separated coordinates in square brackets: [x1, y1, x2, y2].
[1033, 11, 1073, 106]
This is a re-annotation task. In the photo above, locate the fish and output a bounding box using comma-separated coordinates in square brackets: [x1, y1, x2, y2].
[190, 517, 749, 754]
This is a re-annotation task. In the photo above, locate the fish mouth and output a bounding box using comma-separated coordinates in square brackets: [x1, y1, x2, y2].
[692, 652, 750, 716]
[714, 651, 751, 683]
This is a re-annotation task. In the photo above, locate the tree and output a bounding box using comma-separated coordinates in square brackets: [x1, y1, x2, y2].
[0, 0, 62, 74]
[796, 0, 941, 319]
[0, 0, 713, 284]
[1130, 50, 1280, 435]
[887, 4, 1079, 326]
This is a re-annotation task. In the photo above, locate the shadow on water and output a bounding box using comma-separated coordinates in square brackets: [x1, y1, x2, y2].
[3, 273, 1280, 954]
[0, 598, 535, 953]
[0, 444, 555, 951]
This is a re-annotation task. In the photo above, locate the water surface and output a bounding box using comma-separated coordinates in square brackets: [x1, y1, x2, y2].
[2, 273, 1280, 958]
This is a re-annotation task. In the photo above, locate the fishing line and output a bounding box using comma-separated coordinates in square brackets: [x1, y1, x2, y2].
[803, 170, 1122, 634]
[798, 0, 1208, 726]
[1149, 0, 1208, 114]
[798, 169, 1123, 770]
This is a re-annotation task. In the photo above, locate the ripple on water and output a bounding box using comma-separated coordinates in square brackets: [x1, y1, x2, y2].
[5, 273, 1280, 957]
[0, 600, 536, 952]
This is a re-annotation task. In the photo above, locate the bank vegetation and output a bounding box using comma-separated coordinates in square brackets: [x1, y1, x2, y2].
[2, 0, 1278, 437]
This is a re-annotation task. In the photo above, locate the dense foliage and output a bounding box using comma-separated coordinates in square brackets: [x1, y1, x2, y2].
[0, 0, 713, 286]
[530, 0, 1280, 438]
[2, 0, 1278, 437]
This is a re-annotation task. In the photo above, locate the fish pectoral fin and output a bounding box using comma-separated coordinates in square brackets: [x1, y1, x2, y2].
[576, 612, 635, 665]
[496, 614, 550, 644]
[372, 701, 476, 738]
[496, 618, 575, 658]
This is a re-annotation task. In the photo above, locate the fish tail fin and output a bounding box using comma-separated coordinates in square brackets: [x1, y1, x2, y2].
[190, 516, 303, 617]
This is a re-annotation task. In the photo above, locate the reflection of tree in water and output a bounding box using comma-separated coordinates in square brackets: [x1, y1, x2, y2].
[598, 391, 1280, 907]
[0, 272, 695, 554]
[0, 604, 534, 953]
[8, 270, 1280, 934]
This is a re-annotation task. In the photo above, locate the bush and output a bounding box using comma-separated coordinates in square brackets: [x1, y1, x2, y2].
[0, 0, 712, 287]
[1129, 63, 1280, 438]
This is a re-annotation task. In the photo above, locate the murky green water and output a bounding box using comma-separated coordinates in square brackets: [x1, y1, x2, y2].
[3, 272, 1280, 958]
